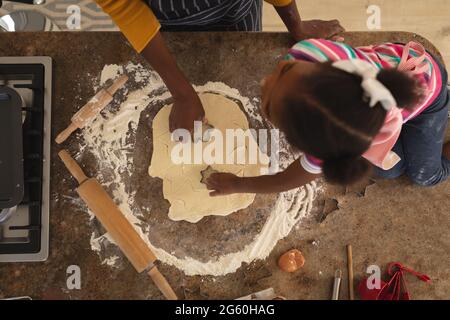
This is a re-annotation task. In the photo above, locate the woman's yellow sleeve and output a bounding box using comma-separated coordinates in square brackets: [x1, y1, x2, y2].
[264, 0, 292, 7]
[95, 0, 161, 53]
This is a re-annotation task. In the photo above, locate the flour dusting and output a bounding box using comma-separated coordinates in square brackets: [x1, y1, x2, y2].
[99, 64, 123, 86]
[78, 63, 319, 276]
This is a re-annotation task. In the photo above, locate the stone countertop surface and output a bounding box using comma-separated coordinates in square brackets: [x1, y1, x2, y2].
[0, 32, 448, 300]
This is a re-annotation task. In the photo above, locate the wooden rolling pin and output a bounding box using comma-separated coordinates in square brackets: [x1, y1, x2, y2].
[55, 74, 128, 144]
[58, 150, 178, 300]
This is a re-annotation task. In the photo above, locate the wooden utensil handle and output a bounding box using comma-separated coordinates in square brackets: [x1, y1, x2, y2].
[347, 244, 354, 300]
[58, 150, 88, 185]
[106, 74, 128, 96]
[148, 267, 178, 300]
[55, 123, 78, 144]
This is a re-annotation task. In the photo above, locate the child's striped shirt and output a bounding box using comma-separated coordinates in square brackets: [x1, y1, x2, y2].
[286, 39, 443, 174]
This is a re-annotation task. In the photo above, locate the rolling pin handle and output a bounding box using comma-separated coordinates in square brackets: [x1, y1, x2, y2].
[55, 123, 78, 144]
[58, 150, 88, 185]
[148, 267, 178, 300]
[105, 74, 129, 96]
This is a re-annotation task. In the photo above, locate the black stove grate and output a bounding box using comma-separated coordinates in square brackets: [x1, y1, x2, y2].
[0, 64, 45, 254]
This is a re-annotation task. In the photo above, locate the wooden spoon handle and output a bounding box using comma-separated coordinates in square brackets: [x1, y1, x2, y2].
[148, 267, 178, 300]
[347, 244, 354, 300]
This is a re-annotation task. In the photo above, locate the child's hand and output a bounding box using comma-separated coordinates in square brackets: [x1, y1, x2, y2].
[296, 20, 345, 42]
[205, 172, 242, 197]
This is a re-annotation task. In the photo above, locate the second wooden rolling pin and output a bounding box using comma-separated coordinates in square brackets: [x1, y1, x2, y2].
[55, 74, 128, 144]
[58, 150, 178, 300]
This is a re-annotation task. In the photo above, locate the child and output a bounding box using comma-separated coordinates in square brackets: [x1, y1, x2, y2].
[206, 39, 450, 196]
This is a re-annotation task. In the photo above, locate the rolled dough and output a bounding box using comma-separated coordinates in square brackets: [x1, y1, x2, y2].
[148, 93, 268, 223]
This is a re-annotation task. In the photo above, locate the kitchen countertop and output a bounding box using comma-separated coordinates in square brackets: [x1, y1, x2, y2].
[0, 32, 448, 300]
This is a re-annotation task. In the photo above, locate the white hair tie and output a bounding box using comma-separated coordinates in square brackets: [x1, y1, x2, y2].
[332, 59, 397, 111]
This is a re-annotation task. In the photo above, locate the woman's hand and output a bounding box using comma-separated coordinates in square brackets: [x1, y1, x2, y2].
[274, 2, 345, 42]
[295, 20, 345, 42]
[205, 172, 243, 197]
[141, 32, 205, 133]
[169, 88, 205, 133]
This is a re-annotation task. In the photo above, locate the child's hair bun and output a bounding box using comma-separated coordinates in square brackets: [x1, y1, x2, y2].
[322, 155, 372, 185]
[377, 69, 425, 111]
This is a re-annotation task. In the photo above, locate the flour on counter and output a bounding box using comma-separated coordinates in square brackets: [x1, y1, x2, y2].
[78, 62, 319, 276]
[99, 64, 123, 86]
[102, 255, 121, 267]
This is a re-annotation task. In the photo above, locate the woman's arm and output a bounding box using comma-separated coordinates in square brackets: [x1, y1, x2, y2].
[95, 0, 204, 132]
[95, 0, 160, 52]
[206, 159, 320, 196]
[265, 0, 345, 41]
[141, 33, 205, 132]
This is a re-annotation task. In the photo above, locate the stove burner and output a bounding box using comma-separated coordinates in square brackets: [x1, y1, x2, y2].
[0, 57, 52, 262]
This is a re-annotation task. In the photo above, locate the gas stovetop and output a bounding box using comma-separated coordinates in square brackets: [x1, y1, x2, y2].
[0, 56, 52, 262]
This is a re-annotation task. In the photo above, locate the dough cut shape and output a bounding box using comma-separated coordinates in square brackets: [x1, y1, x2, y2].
[148, 93, 268, 223]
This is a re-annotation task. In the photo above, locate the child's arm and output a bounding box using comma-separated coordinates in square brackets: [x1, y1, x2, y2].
[206, 160, 320, 196]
